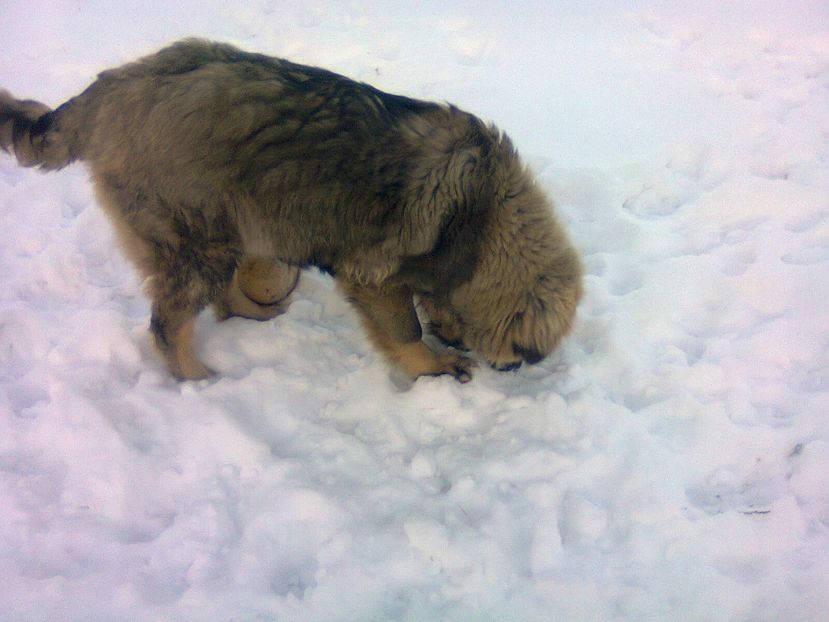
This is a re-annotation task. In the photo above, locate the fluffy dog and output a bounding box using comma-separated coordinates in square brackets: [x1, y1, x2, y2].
[1, 39, 581, 382]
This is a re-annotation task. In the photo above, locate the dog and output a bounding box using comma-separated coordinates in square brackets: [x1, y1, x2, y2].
[1, 39, 581, 382]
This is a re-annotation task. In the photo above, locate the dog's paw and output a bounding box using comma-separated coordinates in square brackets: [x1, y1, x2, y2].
[394, 341, 476, 383]
[432, 352, 476, 383]
[172, 359, 216, 381]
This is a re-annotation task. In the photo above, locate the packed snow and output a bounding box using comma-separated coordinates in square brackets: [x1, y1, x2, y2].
[1, 1, 828, 620]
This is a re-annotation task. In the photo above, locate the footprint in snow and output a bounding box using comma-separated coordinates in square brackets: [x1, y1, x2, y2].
[685, 467, 779, 517]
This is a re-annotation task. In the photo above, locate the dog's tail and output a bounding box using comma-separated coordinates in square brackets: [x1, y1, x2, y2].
[0, 89, 74, 170]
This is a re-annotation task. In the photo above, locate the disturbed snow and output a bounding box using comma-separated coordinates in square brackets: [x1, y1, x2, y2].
[1, 2, 827, 620]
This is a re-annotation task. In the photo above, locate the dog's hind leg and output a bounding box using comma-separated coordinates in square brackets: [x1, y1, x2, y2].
[340, 280, 475, 383]
[145, 248, 230, 381]
[92, 179, 239, 379]
[147, 231, 247, 380]
[150, 306, 212, 380]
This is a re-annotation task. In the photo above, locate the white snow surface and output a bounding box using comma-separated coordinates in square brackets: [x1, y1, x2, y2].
[1, 2, 828, 620]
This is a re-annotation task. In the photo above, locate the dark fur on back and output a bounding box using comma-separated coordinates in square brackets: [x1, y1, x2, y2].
[1, 39, 581, 381]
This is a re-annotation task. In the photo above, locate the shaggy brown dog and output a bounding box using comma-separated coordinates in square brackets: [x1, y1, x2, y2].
[1, 39, 581, 382]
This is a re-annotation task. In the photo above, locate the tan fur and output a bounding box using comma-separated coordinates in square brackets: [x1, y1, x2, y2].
[394, 342, 474, 383]
[163, 315, 213, 380]
[213, 265, 290, 323]
[447, 176, 583, 369]
[339, 280, 475, 382]
[237, 256, 299, 305]
[0, 39, 582, 382]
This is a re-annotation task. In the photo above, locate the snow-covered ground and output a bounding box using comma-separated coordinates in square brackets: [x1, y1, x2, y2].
[1, 2, 828, 620]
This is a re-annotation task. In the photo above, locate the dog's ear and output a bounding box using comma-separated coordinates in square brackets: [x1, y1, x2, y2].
[397, 110, 498, 253]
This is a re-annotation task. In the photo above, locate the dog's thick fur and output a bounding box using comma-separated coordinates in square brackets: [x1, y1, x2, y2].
[1, 39, 581, 382]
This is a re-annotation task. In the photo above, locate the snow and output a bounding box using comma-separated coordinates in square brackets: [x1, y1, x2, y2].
[1, 1, 828, 620]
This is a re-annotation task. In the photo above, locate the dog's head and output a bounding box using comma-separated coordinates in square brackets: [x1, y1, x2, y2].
[423, 158, 582, 372]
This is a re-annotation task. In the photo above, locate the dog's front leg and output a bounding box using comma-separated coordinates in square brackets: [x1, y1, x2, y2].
[340, 280, 474, 383]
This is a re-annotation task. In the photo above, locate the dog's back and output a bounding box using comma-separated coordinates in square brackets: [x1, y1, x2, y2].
[2, 39, 437, 174]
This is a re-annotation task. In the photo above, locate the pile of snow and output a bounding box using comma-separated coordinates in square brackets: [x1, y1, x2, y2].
[1, 2, 827, 620]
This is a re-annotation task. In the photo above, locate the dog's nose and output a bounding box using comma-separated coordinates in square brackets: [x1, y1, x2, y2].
[493, 361, 522, 372]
